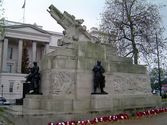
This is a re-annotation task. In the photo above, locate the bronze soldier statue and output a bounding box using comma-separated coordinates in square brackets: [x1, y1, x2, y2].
[25, 62, 40, 94]
[92, 61, 107, 94]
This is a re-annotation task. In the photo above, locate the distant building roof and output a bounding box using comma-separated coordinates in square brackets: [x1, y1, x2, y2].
[1, 20, 63, 36]
[5, 24, 51, 35]
[1, 20, 43, 29]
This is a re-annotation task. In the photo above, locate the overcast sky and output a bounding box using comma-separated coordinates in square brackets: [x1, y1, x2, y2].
[3, 0, 167, 33]
[3, 0, 105, 32]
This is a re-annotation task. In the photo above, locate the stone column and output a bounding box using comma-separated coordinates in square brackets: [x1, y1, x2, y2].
[45, 43, 49, 55]
[17, 40, 23, 73]
[32, 41, 37, 62]
[2, 38, 8, 72]
[0, 39, 3, 71]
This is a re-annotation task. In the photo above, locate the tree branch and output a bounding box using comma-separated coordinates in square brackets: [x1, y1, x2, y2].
[124, 50, 133, 57]
[122, 28, 132, 41]
[130, 0, 137, 12]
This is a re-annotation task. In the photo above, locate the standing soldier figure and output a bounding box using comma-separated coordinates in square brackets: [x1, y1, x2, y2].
[92, 61, 107, 94]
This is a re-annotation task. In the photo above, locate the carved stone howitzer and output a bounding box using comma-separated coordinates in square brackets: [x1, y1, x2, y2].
[47, 4, 93, 47]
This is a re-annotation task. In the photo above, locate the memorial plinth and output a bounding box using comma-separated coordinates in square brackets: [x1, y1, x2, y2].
[23, 40, 161, 113]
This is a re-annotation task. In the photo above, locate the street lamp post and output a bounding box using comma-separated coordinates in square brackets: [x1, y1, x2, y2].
[1, 84, 3, 97]
[156, 33, 161, 96]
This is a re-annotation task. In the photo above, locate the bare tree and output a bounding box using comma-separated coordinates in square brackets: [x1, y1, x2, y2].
[100, 0, 165, 64]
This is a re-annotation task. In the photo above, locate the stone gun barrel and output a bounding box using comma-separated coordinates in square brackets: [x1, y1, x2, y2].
[48, 4, 76, 30]
[47, 4, 92, 41]
[47, 4, 67, 29]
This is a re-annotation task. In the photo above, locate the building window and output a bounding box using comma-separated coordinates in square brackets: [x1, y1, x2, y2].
[8, 47, 13, 59]
[9, 81, 14, 93]
[6, 64, 12, 73]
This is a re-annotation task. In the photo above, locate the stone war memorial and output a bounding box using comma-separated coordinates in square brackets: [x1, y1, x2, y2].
[7, 4, 161, 125]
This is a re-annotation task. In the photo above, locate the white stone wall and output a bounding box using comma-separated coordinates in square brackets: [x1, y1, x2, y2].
[0, 73, 26, 99]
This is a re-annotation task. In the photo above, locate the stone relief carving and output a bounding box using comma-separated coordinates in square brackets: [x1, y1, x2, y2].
[49, 71, 75, 95]
[107, 73, 150, 94]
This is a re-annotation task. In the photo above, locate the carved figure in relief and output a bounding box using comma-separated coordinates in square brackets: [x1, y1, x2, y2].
[50, 72, 74, 95]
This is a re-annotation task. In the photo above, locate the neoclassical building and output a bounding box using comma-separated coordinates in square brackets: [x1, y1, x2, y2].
[0, 20, 62, 101]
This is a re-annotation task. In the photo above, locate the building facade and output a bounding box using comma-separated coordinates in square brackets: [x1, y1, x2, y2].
[0, 20, 62, 101]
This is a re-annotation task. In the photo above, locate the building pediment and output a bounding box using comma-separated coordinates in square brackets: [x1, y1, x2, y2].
[5, 24, 51, 42]
[6, 24, 51, 36]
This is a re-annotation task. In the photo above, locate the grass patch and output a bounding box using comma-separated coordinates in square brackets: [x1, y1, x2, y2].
[0, 107, 14, 125]
[162, 98, 167, 102]
[0, 107, 4, 112]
